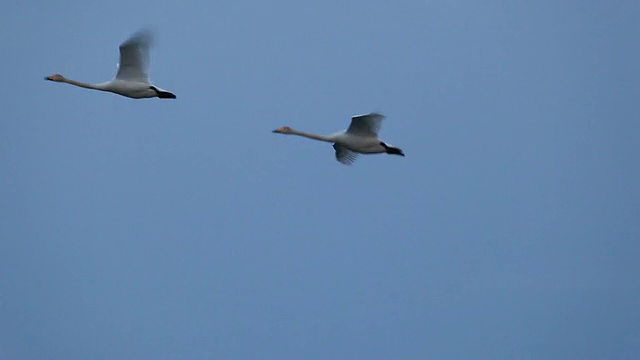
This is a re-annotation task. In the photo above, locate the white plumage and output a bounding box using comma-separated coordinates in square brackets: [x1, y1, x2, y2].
[273, 113, 405, 165]
[45, 29, 176, 100]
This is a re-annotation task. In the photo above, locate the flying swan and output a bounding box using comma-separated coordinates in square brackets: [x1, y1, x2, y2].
[272, 113, 405, 165]
[45, 29, 176, 99]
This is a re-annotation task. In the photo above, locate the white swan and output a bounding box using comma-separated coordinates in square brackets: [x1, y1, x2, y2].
[45, 29, 175, 99]
[272, 113, 405, 165]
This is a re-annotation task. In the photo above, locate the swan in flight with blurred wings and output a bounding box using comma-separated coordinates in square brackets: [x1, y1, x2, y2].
[45, 29, 176, 99]
[272, 113, 404, 165]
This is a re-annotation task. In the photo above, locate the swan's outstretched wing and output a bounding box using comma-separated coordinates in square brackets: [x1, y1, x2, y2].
[115, 29, 154, 83]
[333, 143, 359, 165]
[346, 113, 385, 137]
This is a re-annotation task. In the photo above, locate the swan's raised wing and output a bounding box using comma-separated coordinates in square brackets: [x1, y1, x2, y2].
[346, 113, 385, 137]
[115, 29, 154, 83]
[333, 143, 359, 165]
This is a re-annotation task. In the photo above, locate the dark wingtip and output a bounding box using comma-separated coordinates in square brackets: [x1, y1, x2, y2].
[381, 141, 405, 156]
[159, 91, 177, 99]
[149, 86, 176, 99]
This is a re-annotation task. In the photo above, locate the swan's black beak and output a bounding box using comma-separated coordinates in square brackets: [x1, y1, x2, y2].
[272, 129, 279, 133]
[44, 77, 51, 81]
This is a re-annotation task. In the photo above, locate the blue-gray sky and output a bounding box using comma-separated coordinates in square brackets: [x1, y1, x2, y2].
[2, 0, 639, 359]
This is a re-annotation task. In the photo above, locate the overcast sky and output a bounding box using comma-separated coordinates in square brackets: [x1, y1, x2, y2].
[2, 0, 639, 359]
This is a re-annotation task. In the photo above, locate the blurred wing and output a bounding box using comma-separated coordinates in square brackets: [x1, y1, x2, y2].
[346, 113, 385, 137]
[115, 29, 154, 82]
[333, 143, 359, 165]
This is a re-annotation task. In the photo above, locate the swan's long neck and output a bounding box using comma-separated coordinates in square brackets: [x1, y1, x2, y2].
[290, 129, 335, 142]
[62, 78, 108, 91]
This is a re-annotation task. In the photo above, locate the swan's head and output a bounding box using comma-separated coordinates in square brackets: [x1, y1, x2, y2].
[45, 74, 66, 82]
[272, 126, 293, 134]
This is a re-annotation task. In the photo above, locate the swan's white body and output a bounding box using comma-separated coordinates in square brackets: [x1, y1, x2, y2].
[273, 113, 404, 165]
[45, 29, 175, 99]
